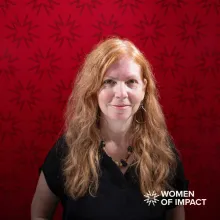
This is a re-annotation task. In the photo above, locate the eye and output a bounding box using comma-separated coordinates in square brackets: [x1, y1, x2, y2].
[127, 79, 137, 84]
[103, 79, 116, 85]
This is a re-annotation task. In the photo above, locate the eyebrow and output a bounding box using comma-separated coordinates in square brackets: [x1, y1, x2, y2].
[104, 75, 140, 80]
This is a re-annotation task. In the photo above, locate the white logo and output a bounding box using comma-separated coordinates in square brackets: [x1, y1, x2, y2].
[144, 190, 207, 206]
[144, 191, 160, 206]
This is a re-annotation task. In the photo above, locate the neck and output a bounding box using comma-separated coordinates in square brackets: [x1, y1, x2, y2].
[99, 116, 133, 147]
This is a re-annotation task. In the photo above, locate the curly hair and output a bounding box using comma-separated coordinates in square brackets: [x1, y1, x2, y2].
[63, 37, 177, 199]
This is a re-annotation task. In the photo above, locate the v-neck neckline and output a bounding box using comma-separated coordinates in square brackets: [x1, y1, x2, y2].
[100, 150, 136, 188]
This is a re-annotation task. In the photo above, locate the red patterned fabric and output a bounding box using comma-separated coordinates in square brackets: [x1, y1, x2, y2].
[0, 0, 219, 219]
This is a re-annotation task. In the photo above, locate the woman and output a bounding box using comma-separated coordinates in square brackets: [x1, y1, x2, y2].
[31, 37, 188, 220]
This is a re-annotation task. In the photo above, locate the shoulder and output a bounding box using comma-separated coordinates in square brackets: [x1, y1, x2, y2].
[166, 138, 189, 210]
[169, 138, 188, 183]
[40, 134, 68, 198]
[50, 134, 68, 160]
[169, 138, 188, 189]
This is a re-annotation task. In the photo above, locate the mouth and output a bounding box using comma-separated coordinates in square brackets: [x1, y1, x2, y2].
[112, 105, 130, 109]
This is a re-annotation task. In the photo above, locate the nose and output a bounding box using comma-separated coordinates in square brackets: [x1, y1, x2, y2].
[114, 82, 128, 99]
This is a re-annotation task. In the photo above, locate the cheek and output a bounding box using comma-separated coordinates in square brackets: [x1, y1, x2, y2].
[98, 90, 113, 105]
[130, 90, 144, 103]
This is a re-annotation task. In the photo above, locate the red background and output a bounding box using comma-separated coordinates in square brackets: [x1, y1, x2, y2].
[0, 0, 220, 219]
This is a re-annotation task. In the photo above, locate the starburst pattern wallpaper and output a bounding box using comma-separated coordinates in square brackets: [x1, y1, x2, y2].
[0, 0, 219, 219]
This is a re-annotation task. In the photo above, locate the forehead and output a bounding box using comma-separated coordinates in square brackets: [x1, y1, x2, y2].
[104, 57, 142, 79]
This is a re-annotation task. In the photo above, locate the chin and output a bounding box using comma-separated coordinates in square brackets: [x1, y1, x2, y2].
[109, 114, 132, 121]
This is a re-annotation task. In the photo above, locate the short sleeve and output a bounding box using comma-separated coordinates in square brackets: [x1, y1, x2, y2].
[165, 140, 189, 210]
[40, 135, 67, 199]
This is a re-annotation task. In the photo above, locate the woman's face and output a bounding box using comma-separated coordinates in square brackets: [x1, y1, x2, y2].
[97, 56, 147, 121]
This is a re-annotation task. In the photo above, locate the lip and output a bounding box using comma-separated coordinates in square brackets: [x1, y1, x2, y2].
[112, 105, 130, 109]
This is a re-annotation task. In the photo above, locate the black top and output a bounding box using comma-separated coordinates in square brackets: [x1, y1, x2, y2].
[41, 135, 189, 220]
